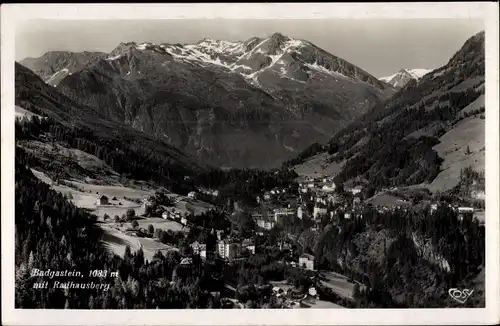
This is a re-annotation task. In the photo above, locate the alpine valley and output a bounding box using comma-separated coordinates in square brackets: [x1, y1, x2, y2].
[14, 28, 486, 310]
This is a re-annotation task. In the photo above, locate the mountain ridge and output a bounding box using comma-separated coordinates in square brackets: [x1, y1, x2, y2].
[20, 51, 106, 86]
[15, 62, 205, 191]
[379, 68, 432, 88]
[23, 32, 395, 169]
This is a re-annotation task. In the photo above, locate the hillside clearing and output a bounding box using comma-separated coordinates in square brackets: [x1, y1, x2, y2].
[293, 152, 344, 179]
[427, 116, 485, 193]
[366, 192, 411, 207]
[319, 271, 364, 301]
[99, 224, 178, 262]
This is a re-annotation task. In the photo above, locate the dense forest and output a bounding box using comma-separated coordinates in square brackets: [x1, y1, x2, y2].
[311, 202, 485, 308]
[15, 147, 228, 308]
[195, 168, 298, 204]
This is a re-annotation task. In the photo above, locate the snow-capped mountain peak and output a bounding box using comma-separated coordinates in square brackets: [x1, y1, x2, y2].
[98, 32, 390, 93]
[379, 68, 432, 88]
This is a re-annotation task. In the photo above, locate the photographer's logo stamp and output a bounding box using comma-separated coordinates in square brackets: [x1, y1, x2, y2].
[448, 288, 474, 304]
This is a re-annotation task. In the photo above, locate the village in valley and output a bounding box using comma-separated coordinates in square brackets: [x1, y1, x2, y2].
[86, 168, 484, 309]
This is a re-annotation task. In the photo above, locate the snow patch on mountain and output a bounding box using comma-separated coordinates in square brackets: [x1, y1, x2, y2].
[305, 62, 349, 79]
[106, 54, 122, 61]
[46, 68, 70, 85]
[379, 68, 432, 88]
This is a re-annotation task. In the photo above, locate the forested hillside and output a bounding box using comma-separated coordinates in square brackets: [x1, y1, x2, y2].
[285, 31, 485, 192]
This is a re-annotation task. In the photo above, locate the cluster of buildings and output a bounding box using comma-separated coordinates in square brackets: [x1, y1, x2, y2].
[197, 188, 220, 198]
[189, 237, 256, 261]
[217, 238, 256, 260]
[162, 208, 188, 225]
[259, 187, 288, 203]
[430, 202, 478, 221]
[251, 179, 368, 232]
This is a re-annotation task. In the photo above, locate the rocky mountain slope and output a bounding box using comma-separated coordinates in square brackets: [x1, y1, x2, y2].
[15, 62, 204, 191]
[287, 31, 485, 193]
[22, 33, 395, 169]
[379, 68, 431, 88]
[20, 51, 106, 86]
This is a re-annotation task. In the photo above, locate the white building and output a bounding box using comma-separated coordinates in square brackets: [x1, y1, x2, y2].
[257, 219, 275, 230]
[298, 254, 315, 271]
[313, 206, 328, 219]
[344, 212, 351, 219]
[217, 240, 241, 260]
[350, 186, 363, 195]
[457, 207, 475, 220]
[458, 207, 475, 213]
[187, 191, 197, 199]
[297, 206, 305, 220]
[191, 241, 207, 255]
[321, 182, 337, 193]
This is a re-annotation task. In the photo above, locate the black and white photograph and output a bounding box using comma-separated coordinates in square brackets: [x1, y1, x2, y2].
[2, 3, 499, 326]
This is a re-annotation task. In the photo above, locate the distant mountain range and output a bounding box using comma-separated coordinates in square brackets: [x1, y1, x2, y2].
[20, 32, 395, 169]
[287, 31, 485, 193]
[379, 68, 432, 88]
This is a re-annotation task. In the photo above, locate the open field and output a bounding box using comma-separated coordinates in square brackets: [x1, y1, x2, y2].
[366, 192, 411, 207]
[166, 193, 214, 216]
[95, 204, 144, 219]
[31, 168, 150, 214]
[31, 168, 177, 260]
[293, 152, 344, 179]
[21, 140, 119, 178]
[99, 223, 178, 262]
[319, 271, 365, 301]
[426, 116, 485, 193]
[134, 217, 188, 233]
[68, 180, 151, 199]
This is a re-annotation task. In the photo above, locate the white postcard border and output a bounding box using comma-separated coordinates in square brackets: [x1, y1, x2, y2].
[2, 2, 499, 325]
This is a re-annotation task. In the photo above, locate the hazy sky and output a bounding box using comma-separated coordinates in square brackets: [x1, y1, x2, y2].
[16, 18, 483, 77]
